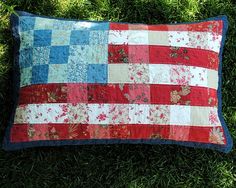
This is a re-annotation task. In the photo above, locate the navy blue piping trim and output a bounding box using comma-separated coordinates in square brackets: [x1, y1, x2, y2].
[2, 11, 233, 153]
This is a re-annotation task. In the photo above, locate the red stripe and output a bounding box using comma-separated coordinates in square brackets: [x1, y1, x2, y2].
[110, 20, 223, 34]
[149, 46, 219, 70]
[108, 45, 219, 70]
[18, 83, 218, 106]
[10, 124, 225, 145]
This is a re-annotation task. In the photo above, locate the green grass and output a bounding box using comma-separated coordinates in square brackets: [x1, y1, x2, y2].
[0, 0, 236, 187]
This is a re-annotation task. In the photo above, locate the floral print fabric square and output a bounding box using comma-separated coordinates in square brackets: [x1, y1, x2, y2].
[4, 11, 232, 153]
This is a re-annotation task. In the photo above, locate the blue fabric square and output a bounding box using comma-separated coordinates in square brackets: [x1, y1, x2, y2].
[87, 64, 107, 83]
[70, 30, 89, 45]
[49, 46, 69, 64]
[19, 48, 33, 68]
[19, 17, 35, 32]
[31, 65, 49, 84]
[34, 30, 52, 46]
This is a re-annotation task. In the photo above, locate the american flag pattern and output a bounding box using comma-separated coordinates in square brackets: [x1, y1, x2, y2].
[4, 11, 232, 152]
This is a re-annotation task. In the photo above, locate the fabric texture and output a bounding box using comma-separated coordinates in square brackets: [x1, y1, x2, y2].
[3, 11, 233, 152]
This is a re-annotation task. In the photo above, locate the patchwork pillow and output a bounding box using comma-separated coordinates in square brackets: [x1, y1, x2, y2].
[3, 11, 233, 152]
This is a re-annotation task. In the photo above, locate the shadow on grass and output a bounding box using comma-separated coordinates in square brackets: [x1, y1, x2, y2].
[0, 0, 236, 187]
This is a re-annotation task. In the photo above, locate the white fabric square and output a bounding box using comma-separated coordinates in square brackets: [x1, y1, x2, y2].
[207, 69, 218, 89]
[68, 103, 88, 124]
[14, 106, 29, 124]
[170, 65, 191, 85]
[88, 104, 109, 124]
[190, 66, 208, 87]
[149, 64, 171, 84]
[168, 31, 189, 47]
[207, 33, 222, 53]
[108, 64, 130, 83]
[128, 104, 150, 124]
[170, 105, 191, 125]
[188, 31, 208, 50]
[108, 30, 129, 44]
[128, 30, 149, 44]
[27, 104, 68, 124]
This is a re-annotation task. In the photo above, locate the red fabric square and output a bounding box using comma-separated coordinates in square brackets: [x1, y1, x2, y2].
[88, 125, 110, 139]
[67, 83, 87, 103]
[87, 84, 109, 103]
[108, 45, 129, 64]
[28, 124, 49, 141]
[110, 22, 128, 30]
[150, 85, 171, 104]
[10, 125, 28, 142]
[107, 84, 129, 103]
[169, 126, 190, 141]
[129, 45, 149, 64]
[128, 84, 150, 104]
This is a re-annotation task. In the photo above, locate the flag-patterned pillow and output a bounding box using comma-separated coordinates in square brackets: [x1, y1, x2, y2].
[3, 11, 233, 152]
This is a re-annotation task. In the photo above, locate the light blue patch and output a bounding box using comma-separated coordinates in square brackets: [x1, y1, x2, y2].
[68, 45, 90, 64]
[87, 22, 109, 30]
[19, 16, 35, 32]
[72, 21, 109, 30]
[20, 67, 32, 87]
[20, 30, 34, 49]
[32, 46, 50, 65]
[68, 63, 87, 82]
[68, 45, 108, 65]
[87, 64, 107, 83]
[87, 45, 108, 64]
[89, 31, 108, 45]
[48, 64, 68, 83]
[51, 30, 71, 46]
[34, 17, 54, 30]
[19, 48, 33, 68]
[53, 20, 74, 30]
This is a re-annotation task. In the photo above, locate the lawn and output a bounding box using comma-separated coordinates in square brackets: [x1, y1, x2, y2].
[0, 0, 236, 187]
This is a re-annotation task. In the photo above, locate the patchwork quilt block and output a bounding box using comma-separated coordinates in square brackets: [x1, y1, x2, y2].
[3, 11, 233, 152]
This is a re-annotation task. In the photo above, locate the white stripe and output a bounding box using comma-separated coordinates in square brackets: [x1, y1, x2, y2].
[108, 64, 218, 89]
[108, 30, 222, 52]
[14, 103, 220, 126]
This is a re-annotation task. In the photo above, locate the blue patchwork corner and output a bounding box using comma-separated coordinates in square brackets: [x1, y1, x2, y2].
[34, 30, 52, 46]
[87, 64, 107, 83]
[19, 17, 35, 32]
[49, 46, 69, 64]
[70, 30, 90, 45]
[31, 64, 49, 84]
[19, 48, 33, 68]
